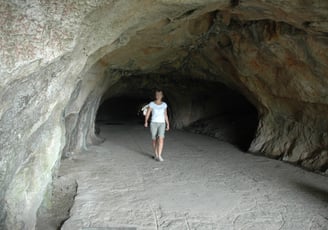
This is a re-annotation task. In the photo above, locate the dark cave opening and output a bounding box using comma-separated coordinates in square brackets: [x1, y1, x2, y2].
[96, 96, 149, 125]
[95, 74, 258, 151]
[185, 106, 258, 151]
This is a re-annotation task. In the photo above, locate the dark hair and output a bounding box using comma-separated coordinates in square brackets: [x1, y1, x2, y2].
[154, 88, 164, 99]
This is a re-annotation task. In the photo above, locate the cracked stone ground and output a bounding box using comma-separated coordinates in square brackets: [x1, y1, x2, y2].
[60, 124, 328, 230]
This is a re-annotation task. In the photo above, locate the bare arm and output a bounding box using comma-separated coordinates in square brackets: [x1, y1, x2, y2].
[165, 108, 170, 131]
[144, 107, 152, 127]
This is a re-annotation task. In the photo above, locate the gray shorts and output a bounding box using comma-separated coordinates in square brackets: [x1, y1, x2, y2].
[150, 122, 165, 140]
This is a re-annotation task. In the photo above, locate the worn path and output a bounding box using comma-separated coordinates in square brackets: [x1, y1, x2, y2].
[61, 124, 328, 230]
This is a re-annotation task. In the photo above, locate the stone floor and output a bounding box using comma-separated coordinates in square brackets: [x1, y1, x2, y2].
[60, 124, 328, 230]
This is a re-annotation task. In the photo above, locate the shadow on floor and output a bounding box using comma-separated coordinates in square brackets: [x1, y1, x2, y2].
[134, 150, 155, 160]
[292, 181, 328, 203]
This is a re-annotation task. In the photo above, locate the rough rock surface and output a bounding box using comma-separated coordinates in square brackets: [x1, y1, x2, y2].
[1, 0, 328, 229]
[35, 176, 77, 230]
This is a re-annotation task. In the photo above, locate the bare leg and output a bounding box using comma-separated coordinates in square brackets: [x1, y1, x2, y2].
[157, 137, 164, 157]
[152, 139, 158, 157]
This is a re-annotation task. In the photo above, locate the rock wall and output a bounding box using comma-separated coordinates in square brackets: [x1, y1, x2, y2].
[1, 0, 328, 229]
[196, 12, 328, 171]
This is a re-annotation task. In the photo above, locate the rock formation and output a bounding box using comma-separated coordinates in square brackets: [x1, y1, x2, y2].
[1, 0, 327, 229]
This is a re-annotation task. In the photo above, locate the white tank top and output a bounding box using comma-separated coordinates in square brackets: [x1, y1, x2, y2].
[149, 101, 167, 123]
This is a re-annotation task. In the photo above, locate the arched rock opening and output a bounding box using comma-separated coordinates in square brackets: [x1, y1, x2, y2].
[1, 1, 328, 229]
[95, 74, 258, 150]
[97, 96, 149, 125]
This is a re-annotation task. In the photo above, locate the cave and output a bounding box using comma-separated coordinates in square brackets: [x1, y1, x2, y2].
[96, 74, 258, 151]
[1, 1, 328, 229]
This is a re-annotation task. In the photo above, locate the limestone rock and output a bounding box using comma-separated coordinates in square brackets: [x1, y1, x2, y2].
[1, 0, 328, 229]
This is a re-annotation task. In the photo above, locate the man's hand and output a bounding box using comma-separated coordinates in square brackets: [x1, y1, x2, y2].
[144, 122, 148, 128]
[166, 125, 170, 131]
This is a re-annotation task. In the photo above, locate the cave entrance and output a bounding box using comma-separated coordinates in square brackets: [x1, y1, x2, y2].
[96, 96, 149, 125]
[95, 74, 258, 151]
